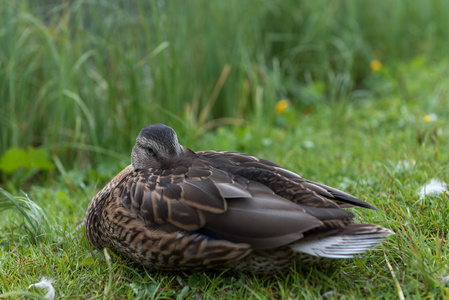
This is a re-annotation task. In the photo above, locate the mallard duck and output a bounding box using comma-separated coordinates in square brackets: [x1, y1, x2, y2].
[85, 124, 393, 274]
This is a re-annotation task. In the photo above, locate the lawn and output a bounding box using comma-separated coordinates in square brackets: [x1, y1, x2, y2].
[1, 1, 449, 299]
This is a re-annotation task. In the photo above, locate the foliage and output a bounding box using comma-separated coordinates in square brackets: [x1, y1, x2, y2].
[0, 147, 53, 187]
[0, 147, 52, 174]
[1, 0, 449, 173]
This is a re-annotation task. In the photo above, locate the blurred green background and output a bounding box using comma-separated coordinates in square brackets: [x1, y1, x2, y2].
[1, 0, 448, 187]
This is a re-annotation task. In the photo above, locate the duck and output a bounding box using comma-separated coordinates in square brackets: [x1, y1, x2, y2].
[85, 124, 393, 274]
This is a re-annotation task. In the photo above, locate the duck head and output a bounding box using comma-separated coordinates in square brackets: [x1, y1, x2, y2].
[131, 124, 184, 170]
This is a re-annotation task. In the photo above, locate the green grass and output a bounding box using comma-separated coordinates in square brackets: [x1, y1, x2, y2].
[1, 62, 448, 298]
[1, 0, 449, 299]
[2, 0, 449, 172]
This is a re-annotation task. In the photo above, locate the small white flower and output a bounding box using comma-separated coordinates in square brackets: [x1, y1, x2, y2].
[419, 179, 448, 200]
[28, 277, 55, 300]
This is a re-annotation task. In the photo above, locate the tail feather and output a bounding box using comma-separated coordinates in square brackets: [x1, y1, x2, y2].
[290, 225, 394, 259]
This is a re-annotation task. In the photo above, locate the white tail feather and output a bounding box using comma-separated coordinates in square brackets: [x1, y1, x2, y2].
[291, 227, 394, 259]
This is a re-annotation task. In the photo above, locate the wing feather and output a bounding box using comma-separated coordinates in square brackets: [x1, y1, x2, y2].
[201, 182, 324, 249]
[120, 158, 329, 249]
[197, 150, 377, 210]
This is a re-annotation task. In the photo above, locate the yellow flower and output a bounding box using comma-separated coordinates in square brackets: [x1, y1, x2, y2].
[275, 99, 290, 114]
[423, 113, 437, 123]
[370, 59, 382, 72]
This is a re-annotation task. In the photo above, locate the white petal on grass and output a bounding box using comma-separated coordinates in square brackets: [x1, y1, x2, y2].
[394, 160, 415, 172]
[419, 179, 448, 200]
[338, 177, 357, 191]
[302, 140, 314, 148]
[322, 290, 339, 298]
[28, 278, 55, 300]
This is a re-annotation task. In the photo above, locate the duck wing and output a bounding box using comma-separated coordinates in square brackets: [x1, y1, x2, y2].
[196, 150, 377, 210]
[120, 156, 332, 249]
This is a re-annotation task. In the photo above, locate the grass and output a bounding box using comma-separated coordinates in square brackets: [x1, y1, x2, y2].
[1, 0, 449, 299]
[1, 62, 448, 298]
[2, 0, 449, 171]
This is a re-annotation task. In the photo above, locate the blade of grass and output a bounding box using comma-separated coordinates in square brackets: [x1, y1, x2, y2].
[0, 188, 38, 237]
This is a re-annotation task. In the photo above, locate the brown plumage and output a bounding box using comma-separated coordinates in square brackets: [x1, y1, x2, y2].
[85, 124, 393, 274]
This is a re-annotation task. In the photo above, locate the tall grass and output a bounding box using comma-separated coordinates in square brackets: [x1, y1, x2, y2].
[1, 0, 449, 181]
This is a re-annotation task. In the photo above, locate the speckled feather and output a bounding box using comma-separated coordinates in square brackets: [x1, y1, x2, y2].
[85, 124, 393, 274]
